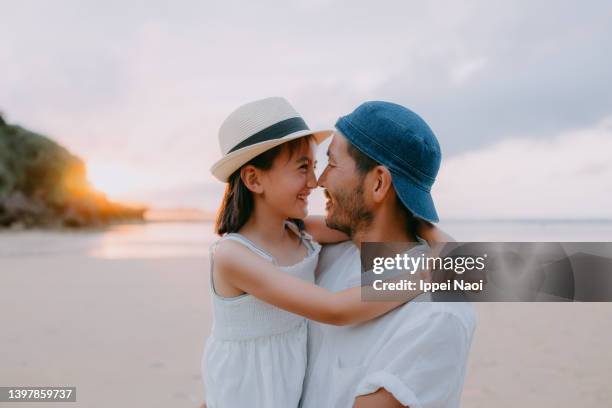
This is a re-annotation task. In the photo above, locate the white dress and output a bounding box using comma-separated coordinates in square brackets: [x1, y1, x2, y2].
[202, 222, 321, 408]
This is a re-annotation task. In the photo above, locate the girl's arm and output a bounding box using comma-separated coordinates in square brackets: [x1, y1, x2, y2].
[303, 215, 349, 244]
[214, 240, 421, 326]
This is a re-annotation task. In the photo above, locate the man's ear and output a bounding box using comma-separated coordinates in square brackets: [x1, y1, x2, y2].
[371, 165, 393, 203]
[240, 165, 263, 194]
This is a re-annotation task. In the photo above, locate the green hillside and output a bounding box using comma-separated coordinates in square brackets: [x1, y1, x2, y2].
[0, 114, 146, 228]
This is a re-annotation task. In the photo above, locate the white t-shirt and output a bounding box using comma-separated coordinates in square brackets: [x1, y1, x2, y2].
[299, 241, 476, 408]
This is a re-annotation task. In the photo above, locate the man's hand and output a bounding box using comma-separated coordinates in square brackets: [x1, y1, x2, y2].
[353, 387, 406, 407]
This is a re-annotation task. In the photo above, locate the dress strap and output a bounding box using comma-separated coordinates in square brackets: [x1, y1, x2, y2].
[301, 230, 317, 254]
[220, 233, 277, 263]
[208, 234, 277, 299]
[208, 242, 221, 296]
[284, 220, 317, 254]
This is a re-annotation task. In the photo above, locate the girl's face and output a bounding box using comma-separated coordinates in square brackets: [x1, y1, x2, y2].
[258, 138, 318, 219]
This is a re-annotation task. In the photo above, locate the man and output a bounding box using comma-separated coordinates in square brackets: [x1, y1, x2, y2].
[300, 101, 476, 407]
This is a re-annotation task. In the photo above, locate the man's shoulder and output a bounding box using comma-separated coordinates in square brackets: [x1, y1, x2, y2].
[315, 241, 360, 289]
[318, 241, 359, 270]
[407, 295, 477, 336]
[320, 240, 358, 256]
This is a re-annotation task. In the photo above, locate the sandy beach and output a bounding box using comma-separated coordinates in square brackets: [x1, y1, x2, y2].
[1, 222, 612, 407]
[1, 253, 210, 407]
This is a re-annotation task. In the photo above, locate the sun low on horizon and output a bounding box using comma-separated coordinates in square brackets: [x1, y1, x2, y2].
[86, 161, 153, 204]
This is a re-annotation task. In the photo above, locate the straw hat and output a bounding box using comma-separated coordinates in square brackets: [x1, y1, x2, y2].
[210, 97, 332, 181]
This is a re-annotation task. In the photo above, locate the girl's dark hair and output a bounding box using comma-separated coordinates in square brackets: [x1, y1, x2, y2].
[215, 136, 313, 235]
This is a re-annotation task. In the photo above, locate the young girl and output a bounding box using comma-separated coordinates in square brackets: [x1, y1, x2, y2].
[202, 98, 442, 408]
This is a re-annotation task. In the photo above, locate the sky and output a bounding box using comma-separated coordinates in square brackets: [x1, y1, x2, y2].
[2, 0, 611, 218]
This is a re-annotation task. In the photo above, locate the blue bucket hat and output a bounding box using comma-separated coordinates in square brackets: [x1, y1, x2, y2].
[335, 101, 441, 223]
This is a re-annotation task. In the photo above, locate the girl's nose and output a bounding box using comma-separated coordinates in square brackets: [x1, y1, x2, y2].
[306, 169, 317, 189]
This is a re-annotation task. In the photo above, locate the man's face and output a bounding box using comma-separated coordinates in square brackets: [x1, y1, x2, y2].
[317, 132, 373, 237]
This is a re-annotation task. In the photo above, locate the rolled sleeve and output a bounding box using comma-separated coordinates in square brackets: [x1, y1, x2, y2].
[354, 310, 473, 408]
[356, 370, 423, 408]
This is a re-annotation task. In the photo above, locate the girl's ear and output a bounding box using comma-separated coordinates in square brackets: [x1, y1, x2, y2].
[241, 165, 264, 194]
[371, 165, 393, 203]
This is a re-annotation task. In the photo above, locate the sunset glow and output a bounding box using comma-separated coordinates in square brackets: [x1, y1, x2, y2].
[87, 161, 150, 200]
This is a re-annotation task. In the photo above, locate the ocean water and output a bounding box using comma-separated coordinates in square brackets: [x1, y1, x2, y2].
[439, 219, 612, 242]
[1, 220, 611, 259]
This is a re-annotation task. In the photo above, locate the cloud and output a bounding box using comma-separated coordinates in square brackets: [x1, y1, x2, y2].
[450, 57, 488, 86]
[2, 0, 612, 214]
[434, 116, 612, 219]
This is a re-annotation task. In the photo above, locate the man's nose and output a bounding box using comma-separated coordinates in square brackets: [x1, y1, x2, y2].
[317, 169, 326, 188]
